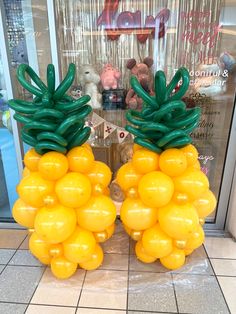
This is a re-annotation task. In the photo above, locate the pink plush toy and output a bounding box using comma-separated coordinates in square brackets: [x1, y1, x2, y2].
[125, 57, 154, 109]
[100, 64, 121, 90]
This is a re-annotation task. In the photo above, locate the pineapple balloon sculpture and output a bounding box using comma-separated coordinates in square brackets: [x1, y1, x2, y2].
[117, 67, 217, 269]
[9, 63, 116, 279]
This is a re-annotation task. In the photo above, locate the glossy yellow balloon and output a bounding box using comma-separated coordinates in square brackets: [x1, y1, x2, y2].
[94, 223, 115, 243]
[193, 189, 217, 218]
[12, 198, 38, 228]
[180, 144, 198, 166]
[29, 232, 51, 264]
[55, 172, 91, 208]
[24, 148, 41, 171]
[138, 171, 174, 207]
[35, 205, 77, 244]
[190, 160, 201, 170]
[43, 193, 59, 207]
[142, 224, 173, 258]
[172, 192, 189, 205]
[185, 225, 205, 250]
[133, 143, 143, 152]
[120, 198, 158, 231]
[173, 169, 209, 201]
[132, 149, 159, 174]
[159, 148, 187, 177]
[158, 202, 199, 239]
[160, 248, 185, 270]
[51, 256, 77, 279]
[67, 146, 95, 173]
[77, 195, 116, 232]
[126, 187, 139, 199]
[87, 161, 112, 187]
[184, 248, 194, 256]
[173, 239, 187, 250]
[82, 143, 93, 152]
[79, 244, 104, 270]
[63, 227, 96, 263]
[49, 243, 63, 257]
[38, 151, 68, 181]
[92, 183, 107, 196]
[135, 240, 157, 263]
[117, 162, 142, 191]
[22, 167, 31, 177]
[130, 230, 143, 241]
[17, 172, 54, 208]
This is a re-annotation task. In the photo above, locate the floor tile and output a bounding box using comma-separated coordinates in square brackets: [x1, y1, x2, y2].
[174, 246, 213, 275]
[173, 273, 230, 314]
[218, 276, 236, 314]
[0, 265, 5, 273]
[128, 312, 174, 314]
[0, 265, 44, 303]
[79, 270, 127, 309]
[0, 302, 28, 314]
[31, 268, 85, 306]
[0, 229, 27, 249]
[129, 240, 135, 255]
[204, 237, 236, 259]
[129, 255, 168, 273]
[0, 249, 15, 264]
[9, 250, 42, 267]
[26, 304, 76, 314]
[77, 309, 126, 314]
[128, 272, 177, 313]
[100, 253, 128, 271]
[101, 224, 129, 254]
[210, 258, 236, 276]
[19, 236, 29, 250]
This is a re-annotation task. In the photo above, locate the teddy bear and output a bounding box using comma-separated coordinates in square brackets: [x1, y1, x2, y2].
[125, 57, 154, 109]
[100, 63, 121, 90]
[109, 142, 134, 203]
[70, 85, 83, 99]
[80, 65, 102, 109]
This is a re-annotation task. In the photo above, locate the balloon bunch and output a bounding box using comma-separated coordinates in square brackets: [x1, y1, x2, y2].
[126, 68, 201, 153]
[117, 68, 217, 270]
[10, 63, 116, 279]
[9, 64, 91, 155]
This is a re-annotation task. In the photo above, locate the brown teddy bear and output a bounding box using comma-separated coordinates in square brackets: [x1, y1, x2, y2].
[110, 142, 134, 203]
[125, 57, 154, 109]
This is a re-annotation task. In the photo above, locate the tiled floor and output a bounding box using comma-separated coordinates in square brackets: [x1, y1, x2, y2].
[0, 221, 235, 314]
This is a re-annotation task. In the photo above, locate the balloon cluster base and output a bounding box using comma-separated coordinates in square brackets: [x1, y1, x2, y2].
[118, 144, 216, 270]
[13, 144, 116, 279]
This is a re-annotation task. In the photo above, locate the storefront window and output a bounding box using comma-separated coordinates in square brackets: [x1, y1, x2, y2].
[55, 0, 236, 223]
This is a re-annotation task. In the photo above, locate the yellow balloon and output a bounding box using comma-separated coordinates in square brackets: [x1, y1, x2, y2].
[79, 244, 104, 270]
[173, 169, 209, 201]
[120, 198, 158, 230]
[185, 225, 205, 250]
[87, 161, 112, 187]
[172, 191, 189, 205]
[133, 143, 143, 152]
[77, 195, 116, 232]
[193, 189, 217, 218]
[24, 148, 41, 171]
[191, 160, 201, 170]
[173, 239, 187, 250]
[94, 223, 115, 243]
[49, 243, 63, 257]
[116, 162, 142, 191]
[135, 240, 157, 263]
[130, 230, 143, 241]
[138, 171, 174, 207]
[12, 198, 38, 228]
[126, 187, 139, 199]
[158, 202, 199, 239]
[159, 148, 187, 177]
[35, 205, 77, 244]
[67, 146, 95, 173]
[29, 232, 51, 264]
[184, 248, 193, 256]
[92, 183, 107, 196]
[17, 172, 54, 208]
[82, 143, 93, 152]
[51, 256, 77, 279]
[180, 144, 198, 166]
[142, 224, 173, 258]
[132, 149, 159, 174]
[160, 248, 185, 270]
[43, 193, 59, 207]
[38, 151, 68, 181]
[63, 227, 96, 263]
[55, 172, 92, 208]
[22, 167, 31, 177]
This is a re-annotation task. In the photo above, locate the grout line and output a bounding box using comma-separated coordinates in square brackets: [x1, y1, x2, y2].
[209, 257, 236, 261]
[171, 272, 179, 314]
[6, 264, 45, 268]
[216, 275, 236, 278]
[76, 270, 87, 308]
[26, 302, 77, 309]
[126, 235, 131, 312]
[24, 266, 47, 313]
[202, 245, 232, 314]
